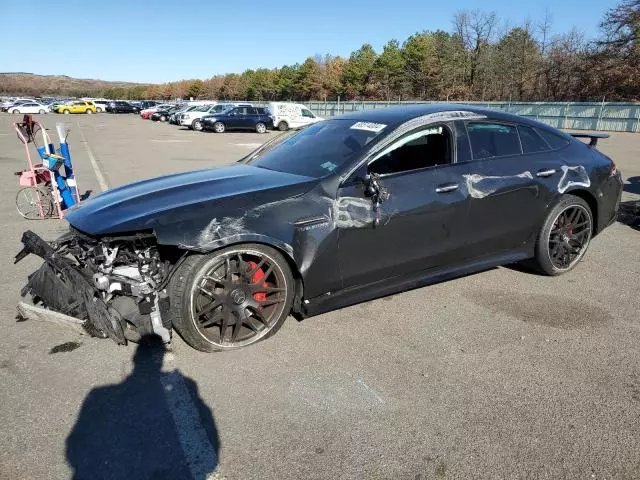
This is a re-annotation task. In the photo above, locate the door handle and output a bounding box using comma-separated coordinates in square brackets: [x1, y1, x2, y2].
[435, 183, 459, 193]
[536, 168, 557, 177]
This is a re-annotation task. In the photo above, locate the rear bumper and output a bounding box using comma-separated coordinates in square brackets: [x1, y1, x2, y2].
[596, 171, 624, 233]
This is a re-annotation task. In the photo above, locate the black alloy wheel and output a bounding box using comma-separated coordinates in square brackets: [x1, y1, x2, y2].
[170, 244, 294, 352]
[533, 195, 593, 275]
[547, 204, 592, 270]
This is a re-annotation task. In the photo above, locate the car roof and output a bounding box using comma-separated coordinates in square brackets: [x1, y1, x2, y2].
[334, 104, 556, 131]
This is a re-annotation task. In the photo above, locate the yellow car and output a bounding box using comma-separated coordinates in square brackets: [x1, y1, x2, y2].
[54, 101, 97, 114]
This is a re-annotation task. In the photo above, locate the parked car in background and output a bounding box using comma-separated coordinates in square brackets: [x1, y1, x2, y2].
[169, 104, 199, 124]
[54, 101, 97, 114]
[93, 100, 110, 112]
[1, 99, 34, 112]
[178, 103, 248, 130]
[150, 105, 183, 122]
[7, 102, 50, 114]
[139, 100, 159, 110]
[106, 101, 140, 113]
[201, 106, 273, 133]
[267, 102, 323, 131]
[140, 103, 174, 119]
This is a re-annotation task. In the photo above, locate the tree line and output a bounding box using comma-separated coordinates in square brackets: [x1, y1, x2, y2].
[2, 1, 638, 102]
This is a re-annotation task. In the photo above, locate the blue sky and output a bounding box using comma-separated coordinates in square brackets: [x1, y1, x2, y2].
[1, 0, 619, 83]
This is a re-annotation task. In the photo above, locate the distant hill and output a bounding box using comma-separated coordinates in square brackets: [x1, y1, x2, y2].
[0, 73, 151, 97]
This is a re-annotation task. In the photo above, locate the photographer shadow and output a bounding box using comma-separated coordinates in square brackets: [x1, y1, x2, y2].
[66, 336, 219, 480]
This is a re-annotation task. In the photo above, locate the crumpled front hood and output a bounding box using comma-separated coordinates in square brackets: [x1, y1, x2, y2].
[65, 164, 314, 235]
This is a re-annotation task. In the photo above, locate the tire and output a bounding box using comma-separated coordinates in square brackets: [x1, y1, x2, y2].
[169, 244, 295, 352]
[63, 109, 70, 114]
[38, 109, 45, 114]
[213, 122, 225, 133]
[16, 186, 54, 219]
[96, 107, 103, 113]
[160, 115, 167, 122]
[86, 109, 92, 114]
[277, 121, 289, 131]
[255, 122, 267, 134]
[11, 109, 20, 114]
[532, 194, 593, 276]
[192, 119, 203, 131]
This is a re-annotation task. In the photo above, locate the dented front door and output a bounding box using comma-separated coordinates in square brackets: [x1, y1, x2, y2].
[336, 163, 471, 289]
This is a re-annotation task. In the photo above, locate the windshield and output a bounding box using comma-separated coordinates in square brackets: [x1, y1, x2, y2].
[245, 119, 387, 178]
[195, 104, 213, 112]
[212, 104, 233, 113]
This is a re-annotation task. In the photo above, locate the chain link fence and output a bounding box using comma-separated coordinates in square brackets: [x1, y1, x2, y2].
[302, 101, 640, 132]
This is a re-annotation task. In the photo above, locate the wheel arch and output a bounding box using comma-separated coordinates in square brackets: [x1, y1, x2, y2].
[563, 188, 599, 235]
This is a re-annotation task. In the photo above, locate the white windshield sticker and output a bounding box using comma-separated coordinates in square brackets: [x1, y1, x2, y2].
[350, 121, 387, 133]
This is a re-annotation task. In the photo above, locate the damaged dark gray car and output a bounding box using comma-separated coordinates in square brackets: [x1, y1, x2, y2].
[16, 105, 624, 352]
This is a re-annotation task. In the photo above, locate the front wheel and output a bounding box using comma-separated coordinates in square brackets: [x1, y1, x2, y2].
[63, 109, 70, 114]
[533, 195, 593, 275]
[255, 122, 267, 134]
[213, 122, 225, 133]
[169, 244, 295, 352]
[38, 109, 46, 114]
[160, 115, 167, 122]
[86, 109, 93, 114]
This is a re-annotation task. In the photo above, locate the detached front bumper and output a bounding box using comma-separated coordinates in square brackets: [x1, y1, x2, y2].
[15, 230, 173, 346]
[16, 231, 127, 343]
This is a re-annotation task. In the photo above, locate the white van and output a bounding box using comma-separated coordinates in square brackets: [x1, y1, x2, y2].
[267, 102, 322, 131]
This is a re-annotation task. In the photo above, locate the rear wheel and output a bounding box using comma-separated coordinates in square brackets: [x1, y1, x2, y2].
[160, 115, 167, 122]
[96, 107, 103, 113]
[169, 244, 295, 352]
[533, 195, 593, 275]
[63, 109, 70, 114]
[192, 119, 203, 131]
[277, 121, 289, 131]
[12, 109, 20, 114]
[255, 122, 267, 134]
[213, 122, 225, 133]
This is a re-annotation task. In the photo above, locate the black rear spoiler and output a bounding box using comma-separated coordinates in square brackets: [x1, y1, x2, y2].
[569, 132, 609, 147]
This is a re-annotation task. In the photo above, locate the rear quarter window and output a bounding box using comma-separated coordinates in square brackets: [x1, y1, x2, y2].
[536, 128, 570, 149]
[518, 125, 550, 153]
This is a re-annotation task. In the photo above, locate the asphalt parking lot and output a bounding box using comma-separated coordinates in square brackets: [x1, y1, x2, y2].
[0, 112, 639, 480]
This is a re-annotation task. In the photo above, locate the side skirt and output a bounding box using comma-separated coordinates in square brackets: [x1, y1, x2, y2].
[300, 249, 532, 318]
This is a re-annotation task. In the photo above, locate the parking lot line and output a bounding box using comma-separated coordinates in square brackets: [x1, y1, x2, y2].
[76, 121, 109, 191]
[160, 357, 220, 480]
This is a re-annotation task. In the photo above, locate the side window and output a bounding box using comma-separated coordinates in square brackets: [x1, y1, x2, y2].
[368, 124, 452, 176]
[247, 107, 259, 115]
[518, 125, 550, 153]
[301, 108, 315, 118]
[467, 122, 521, 159]
[536, 128, 570, 149]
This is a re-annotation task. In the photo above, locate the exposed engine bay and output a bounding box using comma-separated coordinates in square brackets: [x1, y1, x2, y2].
[15, 229, 182, 345]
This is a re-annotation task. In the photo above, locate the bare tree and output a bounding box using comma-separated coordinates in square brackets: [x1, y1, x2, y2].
[453, 9, 498, 93]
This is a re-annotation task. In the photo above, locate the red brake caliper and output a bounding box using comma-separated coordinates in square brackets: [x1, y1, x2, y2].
[247, 261, 269, 303]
